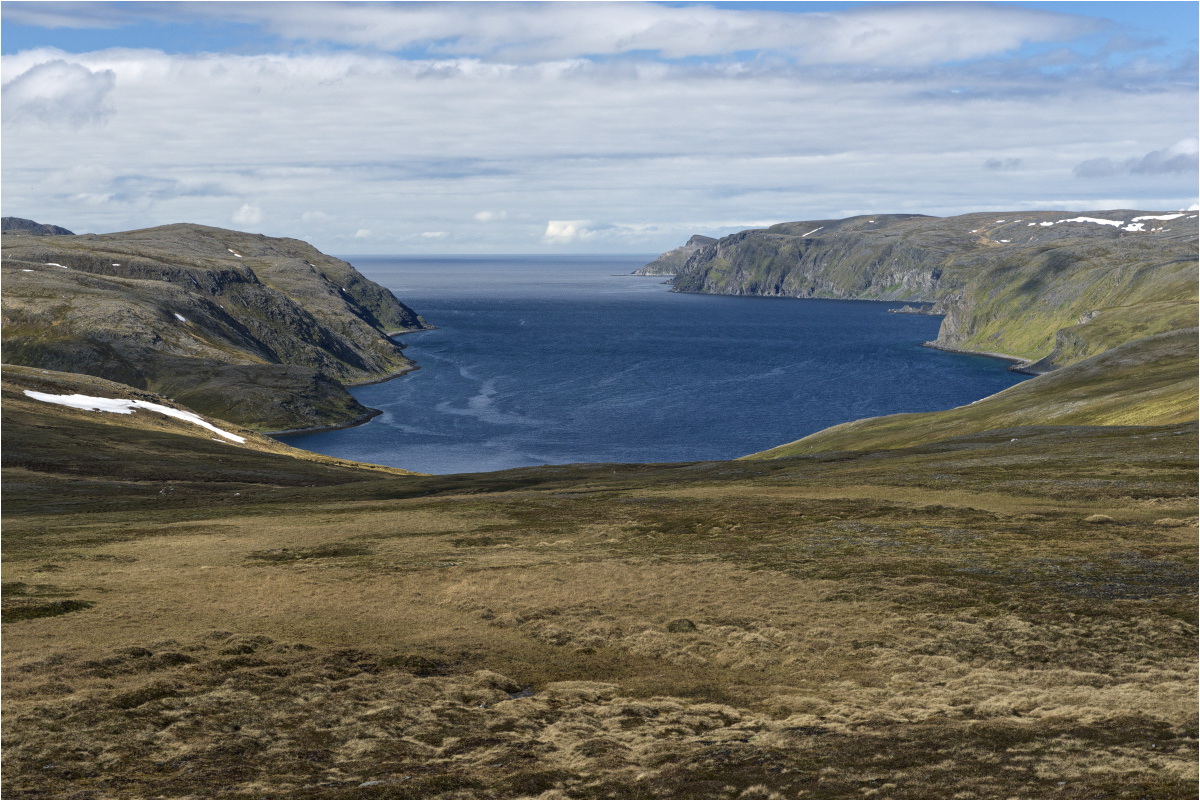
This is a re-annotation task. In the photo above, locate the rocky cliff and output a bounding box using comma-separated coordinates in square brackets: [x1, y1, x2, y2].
[1, 223, 431, 431]
[665, 211, 1198, 371]
[635, 234, 717, 275]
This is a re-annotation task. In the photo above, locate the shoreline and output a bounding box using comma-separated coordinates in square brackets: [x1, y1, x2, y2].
[921, 340, 1041, 374]
[347, 362, 421, 388]
[385, 325, 438, 337]
[271, 326, 437, 437]
[266, 406, 383, 437]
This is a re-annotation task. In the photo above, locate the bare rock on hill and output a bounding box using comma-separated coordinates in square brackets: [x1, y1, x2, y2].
[636, 234, 717, 276]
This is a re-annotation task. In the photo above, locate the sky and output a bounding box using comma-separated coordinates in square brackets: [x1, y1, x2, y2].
[2, 1, 1197, 254]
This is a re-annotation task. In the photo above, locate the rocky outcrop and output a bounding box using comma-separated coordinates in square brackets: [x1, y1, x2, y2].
[1, 223, 432, 431]
[665, 211, 1198, 370]
[2, 217, 75, 236]
[635, 234, 717, 275]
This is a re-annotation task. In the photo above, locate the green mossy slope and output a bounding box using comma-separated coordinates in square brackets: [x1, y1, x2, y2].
[748, 328, 1199, 458]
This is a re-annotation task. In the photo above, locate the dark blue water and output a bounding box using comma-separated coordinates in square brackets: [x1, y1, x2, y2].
[285, 256, 1027, 474]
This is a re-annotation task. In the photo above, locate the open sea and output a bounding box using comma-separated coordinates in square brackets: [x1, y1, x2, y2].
[283, 255, 1028, 474]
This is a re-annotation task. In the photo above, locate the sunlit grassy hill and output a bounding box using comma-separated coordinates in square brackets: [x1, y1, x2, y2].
[749, 328, 1199, 458]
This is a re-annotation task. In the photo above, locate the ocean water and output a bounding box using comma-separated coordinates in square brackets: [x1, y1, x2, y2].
[284, 256, 1028, 474]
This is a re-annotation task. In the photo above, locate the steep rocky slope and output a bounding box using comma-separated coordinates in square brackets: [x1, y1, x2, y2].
[667, 210, 1197, 370]
[635, 234, 716, 275]
[1, 224, 430, 431]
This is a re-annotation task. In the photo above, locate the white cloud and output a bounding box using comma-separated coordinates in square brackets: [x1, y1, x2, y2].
[231, 203, 262, 226]
[0, 17, 1194, 254]
[543, 220, 596, 244]
[1, 58, 115, 126]
[421, 231, 448, 238]
[11, 2, 1107, 68]
[354, 228, 371, 238]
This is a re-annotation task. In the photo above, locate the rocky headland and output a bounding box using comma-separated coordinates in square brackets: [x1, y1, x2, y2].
[1, 222, 431, 431]
[634, 234, 717, 276]
[656, 210, 1197, 373]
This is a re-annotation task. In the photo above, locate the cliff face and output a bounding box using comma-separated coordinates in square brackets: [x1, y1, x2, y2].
[635, 234, 717, 275]
[1, 224, 431, 431]
[667, 211, 1198, 370]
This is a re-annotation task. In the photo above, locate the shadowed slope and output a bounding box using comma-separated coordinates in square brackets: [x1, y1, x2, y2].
[1, 224, 430, 431]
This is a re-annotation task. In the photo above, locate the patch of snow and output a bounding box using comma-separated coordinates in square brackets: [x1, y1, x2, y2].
[22, 269, 33, 272]
[174, 313, 188, 323]
[1132, 213, 1184, 222]
[999, 239, 1010, 243]
[1122, 223, 1145, 232]
[1039, 222, 1054, 227]
[1028, 223, 1036, 226]
[801, 227, 824, 237]
[1055, 217, 1123, 227]
[112, 263, 120, 267]
[995, 220, 1005, 223]
[46, 262, 67, 268]
[228, 249, 242, 258]
[23, 390, 246, 443]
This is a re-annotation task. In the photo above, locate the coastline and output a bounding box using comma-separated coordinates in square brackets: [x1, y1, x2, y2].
[271, 326, 435, 437]
[347, 362, 420, 388]
[266, 406, 383, 437]
[921, 340, 1040, 373]
[385, 325, 437, 337]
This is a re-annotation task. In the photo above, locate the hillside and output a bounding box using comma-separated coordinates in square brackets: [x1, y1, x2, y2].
[1, 223, 431, 431]
[667, 210, 1197, 371]
[749, 328, 1198, 458]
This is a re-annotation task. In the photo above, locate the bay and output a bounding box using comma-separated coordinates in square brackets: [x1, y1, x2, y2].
[283, 255, 1028, 474]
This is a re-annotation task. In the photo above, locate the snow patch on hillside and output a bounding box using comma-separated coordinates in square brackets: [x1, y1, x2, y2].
[23, 390, 246, 443]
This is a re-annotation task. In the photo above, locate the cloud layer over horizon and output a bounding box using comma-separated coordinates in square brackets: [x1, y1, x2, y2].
[2, 1, 1197, 253]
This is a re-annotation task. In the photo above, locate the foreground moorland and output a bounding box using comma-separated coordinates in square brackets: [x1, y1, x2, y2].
[3, 213, 1198, 799]
[3, 362, 1197, 799]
